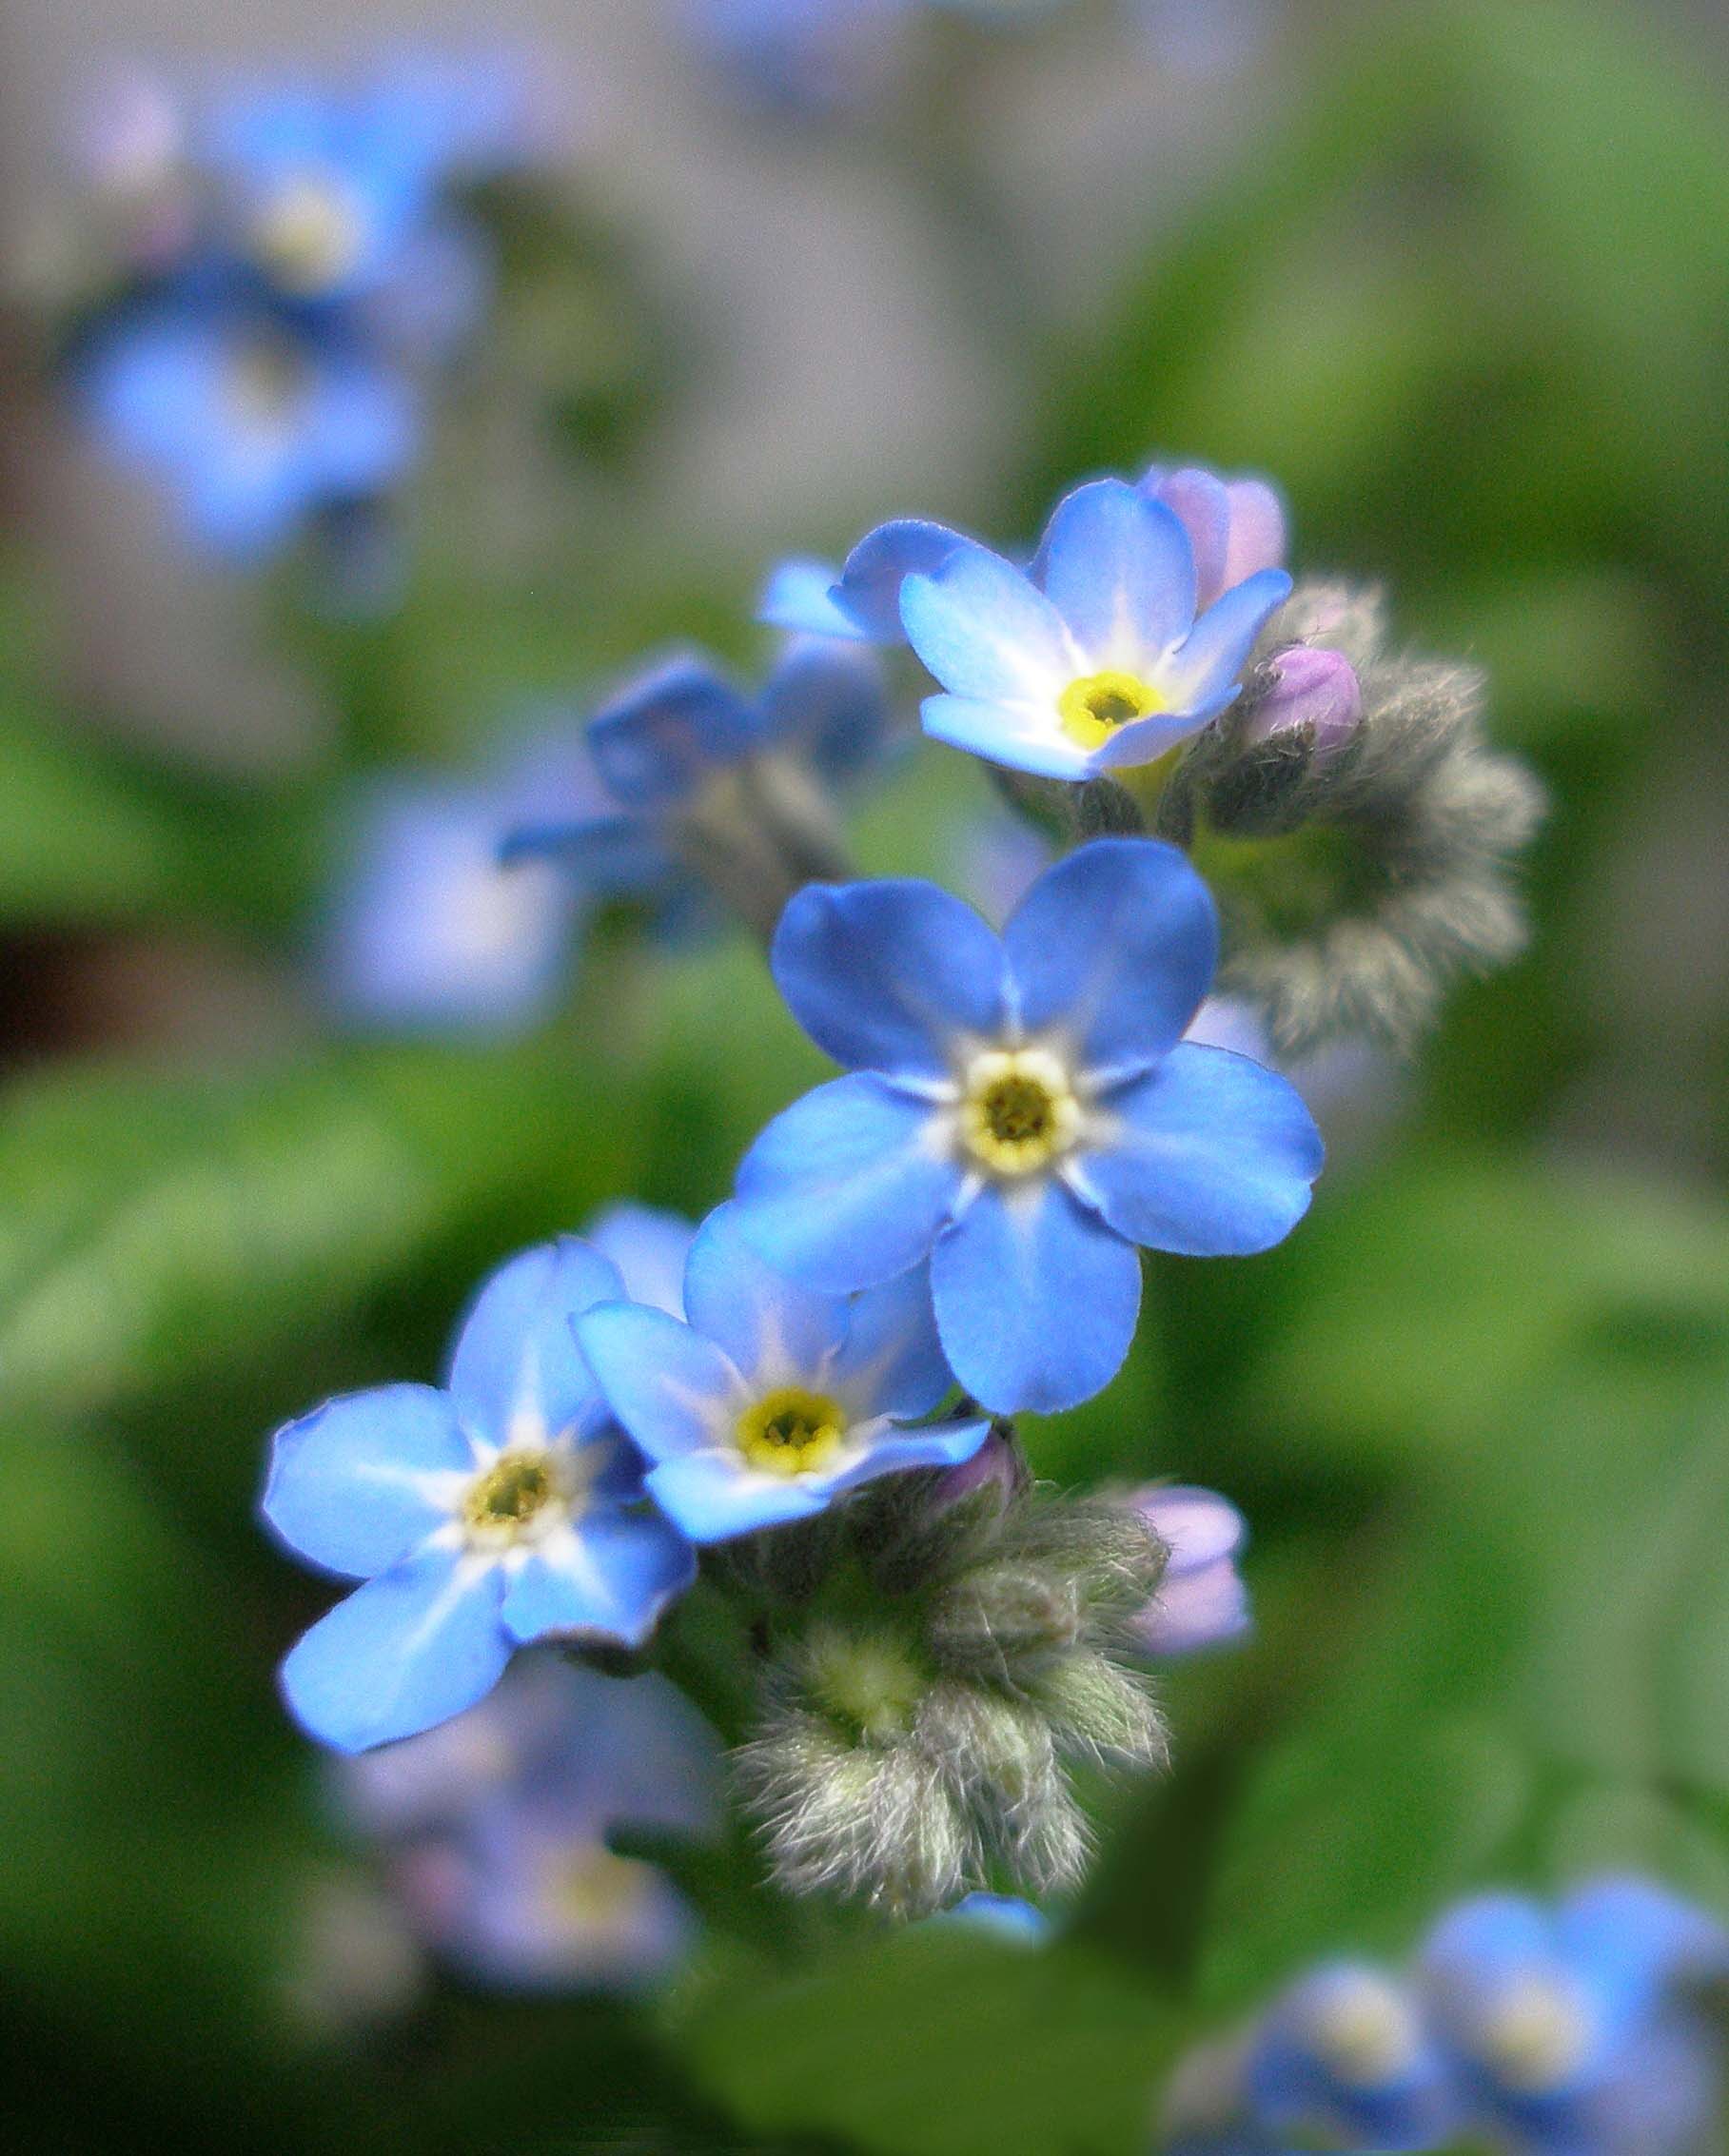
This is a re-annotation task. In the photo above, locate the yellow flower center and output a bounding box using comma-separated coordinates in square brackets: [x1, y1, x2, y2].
[253, 175, 365, 293]
[960, 1048, 1081, 1176]
[462, 1447, 564, 1546]
[1057, 670, 1167, 750]
[1476, 1978, 1591, 2093]
[554, 1844, 655, 1928]
[1307, 1973, 1420, 2087]
[736, 1387, 849, 1478]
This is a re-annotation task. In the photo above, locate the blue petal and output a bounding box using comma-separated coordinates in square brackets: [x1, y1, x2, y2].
[1079, 1045, 1323, 1255]
[1003, 838, 1219, 1078]
[575, 1303, 741, 1465]
[446, 1238, 622, 1446]
[901, 543, 1074, 703]
[757, 557, 869, 641]
[829, 1263, 954, 1420]
[818, 1415, 992, 1495]
[1557, 1877, 1729, 2022]
[833, 519, 972, 642]
[1420, 1892, 1551, 1994]
[1087, 687, 1239, 771]
[759, 637, 889, 782]
[681, 1201, 847, 1383]
[1035, 481, 1197, 662]
[587, 653, 762, 809]
[1163, 567, 1293, 708]
[921, 693, 1093, 781]
[582, 1202, 695, 1318]
[263, 1383, 471, 1578]
[499, 1514, 697, 1648]
[931, 1181, 1141, 1415]
[735, 1074, 962, 1293]
[279, 1544, 511, 1753]
[646, 1453, 832, 1543]
[771, 876, 1007, 1079]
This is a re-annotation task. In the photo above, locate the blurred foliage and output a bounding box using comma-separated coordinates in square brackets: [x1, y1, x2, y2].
[3, 2, 1727, 2151]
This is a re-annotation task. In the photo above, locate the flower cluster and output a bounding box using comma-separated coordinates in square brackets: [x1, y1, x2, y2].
[1161, 1877, 1729, 2156]
[66, 53, 529, 563]
[263, 451, 1540, 1929]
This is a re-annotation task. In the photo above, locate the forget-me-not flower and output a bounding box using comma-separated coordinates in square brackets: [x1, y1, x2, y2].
[577, 1202, 990, 1543]
[263, 1239, 697, 1754]
[1418, 1878, 1729, 2156]
[733, 837, 1323, 1414]
[1246, 1960, 1464, 2151]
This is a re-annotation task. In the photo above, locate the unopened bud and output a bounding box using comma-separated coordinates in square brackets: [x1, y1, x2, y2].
[930, 1563, 1084, 1676]
[928, 1422, 1028, 1518]
[1125, 1485, 1251, 1659]
[855, 1424, 1027, 1594]
[1245, 645, 1362, 759]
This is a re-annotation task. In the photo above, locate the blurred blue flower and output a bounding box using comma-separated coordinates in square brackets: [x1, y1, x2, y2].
[1246, 1961, 1464, 2150]
[939, 1892, 1051, 1943]
[339, 1654, 720, 1991]
[263, 1239, 697, 1753]
[578, 1202, 989, 1543]
[81, 300, 419, 560]
[733, 838, 1323, 1413]
[682, 0, 915, 115]
[1128, 1485, 1251, 1658]
[1418, 1878, 1729, 2156]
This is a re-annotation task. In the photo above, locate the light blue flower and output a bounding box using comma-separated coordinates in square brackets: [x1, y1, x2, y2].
[1418, 1879, 1729, 2156]
[81, 299, 419, 559]
[577, 1202, 989, 1543]
[1127, 1485, 1251, 1658]
[733, 838, 1323, 1414]
[938, 1892, 1051, 1944]
[339, 1654, 721, 1991]
[1246, 1960, 1464, 2151]
[263, 1240, 697, 1754]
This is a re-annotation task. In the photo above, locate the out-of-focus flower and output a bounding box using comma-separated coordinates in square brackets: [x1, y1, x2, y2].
[1418, 1879, 1729, 2156]
[1127, 1485, 1250, 1657]
[578, 1202, 989, 1543]
[1247, 1961, 1464, 2150]
[682, 0, 915, 115]
[339, 1655, 722, 1992]
[69, 65, 197, 268]
[938, 1892, 1051, 1942]
[263, 1239, 696, 1753]
[734, 839, 1322, 1414]
[80, 301, 419, 560]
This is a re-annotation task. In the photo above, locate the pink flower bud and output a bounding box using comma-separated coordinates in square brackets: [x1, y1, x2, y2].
[927, 1423, 1026, 1519]
[1127, 1484, 1250, 1658]
[1245, 645, 1362, 759]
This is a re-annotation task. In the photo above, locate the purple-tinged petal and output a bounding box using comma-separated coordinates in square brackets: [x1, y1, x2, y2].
[575, 1304, 741, 1465]
[1079, 1043, 1322, 1256]
[1037, 480, 1197, 663]
[263, 1384, 471, 1579]
[735, 1073, 963, 1293]
[446, 1239, 622, 1447]
[901, 544, 1075, 704]
[1144, 467, 1231, 616]
[1003, 838, 1218, 1078]
[771, 876, 1007, 1078]
[498, 1514, 696, 1648]
[931, 1180, 1141, 1415]
[1220, 479, 1288, 596]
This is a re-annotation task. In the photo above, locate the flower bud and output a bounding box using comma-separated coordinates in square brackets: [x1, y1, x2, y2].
[929, 1563, 1084, 1676]
[1244, 645, 1362, 759]
[1125, 1485, 1251, 1659]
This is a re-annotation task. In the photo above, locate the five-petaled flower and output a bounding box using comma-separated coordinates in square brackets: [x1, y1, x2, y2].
[577, 1202, 990, 1542]
[732, 837, 1324, 1414]
[262, 1238, 696, 1754]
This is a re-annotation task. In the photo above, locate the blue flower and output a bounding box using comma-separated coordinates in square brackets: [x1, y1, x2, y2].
[262, 1239, 697, 1753]
[733, 838, 1323, 1413]
[1417, 1879, 1729, 2156]
[81, 299, 419, 559]
[504, 636, 891, 881]
[1246, 1960, 1464, 2151]
[577, 1202, 989, 1543]
[938, 1892, 1051, 1944]
[338, 1654, 721, 1991]
[324, 746, 601, 1037]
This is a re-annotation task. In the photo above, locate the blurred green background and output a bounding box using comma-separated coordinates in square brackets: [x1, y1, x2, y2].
[2, 2, 1727, 2149]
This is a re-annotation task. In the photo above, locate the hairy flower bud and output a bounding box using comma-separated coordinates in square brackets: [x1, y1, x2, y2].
[1030, 1651, 1169, 1768]
[853, 1423, 1029, 1593]
[929, 1563, 1086, 1677]
[1243, 646, 1362, 760]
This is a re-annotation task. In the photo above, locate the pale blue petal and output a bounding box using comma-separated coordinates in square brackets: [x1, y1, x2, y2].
[1081, 1045, 1323, 1255]
[587, 654, 761, 808]
[817, 1415, 991, 1495]
[575, 1303, 741, 1465]
[1422, 1892, 1551, 1989]
[446, 1239, 622, 1445]
[1036, 481, 1197, 662]
[1003, 838, 1218, 1077]
[1085, 700, 1228, 772]
[921, 693, 1092, 781]
[647, 1453, 831, 1542]
[760, 637, 889, 781]
[1162, 567, 1293, 707]
[280, 1544, 510, 1754]
[263, 1383, 470, 1578]
[829, 1263, 953, 1419]
[681, 1201, 847, 1383]
[931, 1181, 1141, 1415]
[499, 1514, 697, 1647]
[582, 1202, 694, 1318]
[901, 545, 1075, 703]
[1557, 1878, 1729, 2020]
[834, 519, 971, 642]
[757, 557, 868, 640]
[735, 1074, 962, 1293]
